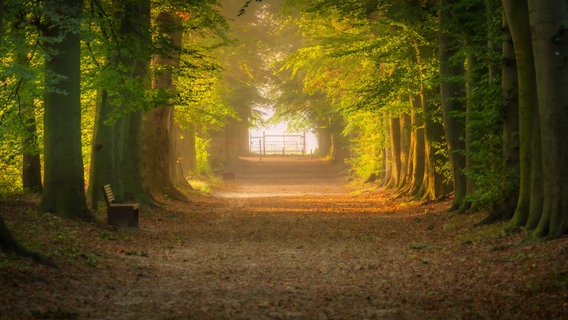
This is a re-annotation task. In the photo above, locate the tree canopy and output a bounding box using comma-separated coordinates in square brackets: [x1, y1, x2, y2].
[1, 0, 568, 241]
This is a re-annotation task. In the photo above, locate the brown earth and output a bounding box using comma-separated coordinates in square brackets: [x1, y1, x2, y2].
[1, 157, 567, 319]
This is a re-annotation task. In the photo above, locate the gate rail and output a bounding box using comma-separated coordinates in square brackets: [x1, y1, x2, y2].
[250, 132, 306, 155]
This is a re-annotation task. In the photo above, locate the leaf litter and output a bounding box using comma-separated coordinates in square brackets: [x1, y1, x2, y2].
[1, 157, 567, 319]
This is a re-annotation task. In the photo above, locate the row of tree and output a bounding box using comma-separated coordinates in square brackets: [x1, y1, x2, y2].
[1, 0, 567, 239]
[264, 0, 567, 237]
[0, 0, 247, 220]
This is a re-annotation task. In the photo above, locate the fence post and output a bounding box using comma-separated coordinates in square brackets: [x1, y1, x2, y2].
[303, 131, 306, 156]
[262, 131, 266, 157]
[259, 138, 262, 160]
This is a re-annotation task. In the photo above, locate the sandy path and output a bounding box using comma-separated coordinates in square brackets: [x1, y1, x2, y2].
[99, 158, 451, 319]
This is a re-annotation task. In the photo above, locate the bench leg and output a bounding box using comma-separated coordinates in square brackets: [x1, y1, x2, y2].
[107, 207, 139, 229]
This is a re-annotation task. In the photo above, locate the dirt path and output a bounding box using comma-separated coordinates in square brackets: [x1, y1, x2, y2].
[1, 157, 567, 319]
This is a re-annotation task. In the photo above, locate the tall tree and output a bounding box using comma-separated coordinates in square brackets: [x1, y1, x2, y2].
[39, 0, 89, 219]
[144, 10, 186, 200]
[486, 9, 519, 222]
[21, 101, 42, 193]
[528, 0, 568, 237]
[0, 0, 50, 265]
[439, 0, 467, 210]
[502, 0, 539, 229]
[89, 0, 151, 209]
[13, 10, 42, 193]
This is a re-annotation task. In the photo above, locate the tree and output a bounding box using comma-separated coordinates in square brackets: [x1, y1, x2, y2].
[88, 0, 151, 210]
[0, 0, 51, 266]
[528, 0, 568, 237]
[486, 7, 520, 222]
[21, 101, 42, 193]
[217, 0, 278, 166]
[144, 10, 187, 200]
[39, 0, 89, 219]
[439, 0, 467, 210]
[502, 0, 539, 229]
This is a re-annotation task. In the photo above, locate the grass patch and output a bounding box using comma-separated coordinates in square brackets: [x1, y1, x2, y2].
[188, 179, 213, 193]
[458, 221, 505, 245]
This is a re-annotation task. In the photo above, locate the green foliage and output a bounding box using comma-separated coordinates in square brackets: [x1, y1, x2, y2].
[194, 135, 211, 176]
[343, 111, 386, 180]
[463, 71, 504, 209]
[0, 155, 23, 195]
[273, 0, 445, 181]
[0, 0, 233, 196]
[0, 1, 46, 196]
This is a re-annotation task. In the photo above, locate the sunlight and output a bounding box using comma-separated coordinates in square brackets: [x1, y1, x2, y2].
[249, 108, 318, 155]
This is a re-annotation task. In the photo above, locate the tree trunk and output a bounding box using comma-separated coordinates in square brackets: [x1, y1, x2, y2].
[144, 11, 185, 200]
[462, 47, 480, 212]
[381, 115, 392, 185]
[121, 111, 147, 201]
[16, 44, 43, 193]
[408, 96, 426, 198]
[528, 0, 568, 237]
[225, 105, 251, 159]
[502, 0, 539, 230]
[387, 115, 402, 188]
[89, 0, 151, 209]
[39, 0, 89, 219]
[21, 100, 42, 193]
[172, 122, 194, 192]
[89, 90, 120, 210]
[120, 0, 151, 203]
[487, 11, 520, 222]
[316, 125, 332, 157]
[145, 104, 185, 199]
[175, 124, 196, 179]
[414, 43, 451, 200]
[439, 0, 467, 211]
[398, 112, 412, 191]
[422, 86, 452, 200]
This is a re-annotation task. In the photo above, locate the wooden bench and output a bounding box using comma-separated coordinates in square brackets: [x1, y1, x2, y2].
[102, 184, 139, 229]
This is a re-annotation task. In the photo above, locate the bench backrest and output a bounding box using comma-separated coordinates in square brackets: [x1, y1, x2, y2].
[102, 184, 115, 207]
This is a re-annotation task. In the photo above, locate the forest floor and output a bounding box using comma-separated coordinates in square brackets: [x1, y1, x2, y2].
[1, 156, 568, 320]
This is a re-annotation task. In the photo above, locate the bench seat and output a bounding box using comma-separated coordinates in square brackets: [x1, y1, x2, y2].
[102, 184, 139, 229]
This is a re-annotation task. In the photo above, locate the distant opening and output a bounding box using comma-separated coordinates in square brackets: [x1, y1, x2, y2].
[249, 108, 318, 156]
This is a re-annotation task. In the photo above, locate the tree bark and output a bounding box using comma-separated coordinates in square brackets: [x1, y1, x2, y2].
[175, 124, 196, 181]
[120, 0, 151, 203]
[462, 46, 480, 212]
[439, 0, 467, 211]
[408, 97, 426, 198]
[502, 0, 540, 230]
[528, 0, 568, 237]
[144, 11, 186, 200]
[89, 0, 151, 209]
[398, 112, 412, 191]
[387, 115, 402, 188]
[89, 90, 120, 210]
[21, 99, 42, 193]
[422, 86, 452, 200]
[39, 0, 89, 219]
